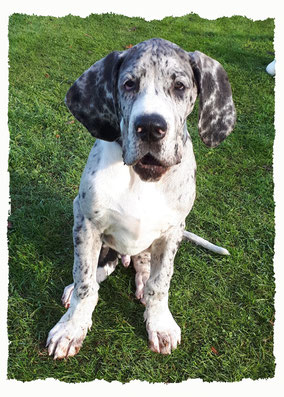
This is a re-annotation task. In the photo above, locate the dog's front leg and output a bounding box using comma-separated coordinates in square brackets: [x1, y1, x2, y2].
[47, 196, 101, 359]
[144, 224, 184, 355]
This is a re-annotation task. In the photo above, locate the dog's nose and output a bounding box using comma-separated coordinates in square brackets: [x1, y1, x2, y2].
[134, 114, 167, 142]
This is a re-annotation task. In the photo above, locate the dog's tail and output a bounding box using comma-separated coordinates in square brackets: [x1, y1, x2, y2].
[183, 230, 230, 255]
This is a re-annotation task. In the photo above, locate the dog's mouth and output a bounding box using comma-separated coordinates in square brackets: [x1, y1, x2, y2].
[133, 153, 169, 181]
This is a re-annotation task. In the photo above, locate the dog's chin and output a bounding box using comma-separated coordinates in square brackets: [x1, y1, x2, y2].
[132, 153, 170, 182]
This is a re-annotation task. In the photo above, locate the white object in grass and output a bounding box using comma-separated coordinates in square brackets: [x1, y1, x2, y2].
[266, 60, 275, 76]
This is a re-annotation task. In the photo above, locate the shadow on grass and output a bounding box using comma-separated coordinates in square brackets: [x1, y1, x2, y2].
[8, 171, 149, 362]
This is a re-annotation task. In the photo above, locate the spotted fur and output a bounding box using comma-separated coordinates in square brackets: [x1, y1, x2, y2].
[47, 38, 236, 359]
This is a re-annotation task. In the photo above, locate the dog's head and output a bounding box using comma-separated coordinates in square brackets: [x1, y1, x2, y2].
[65, 38, 236, 181]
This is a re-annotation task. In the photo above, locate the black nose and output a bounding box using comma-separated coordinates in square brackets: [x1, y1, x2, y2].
[134, 114, 167, 142]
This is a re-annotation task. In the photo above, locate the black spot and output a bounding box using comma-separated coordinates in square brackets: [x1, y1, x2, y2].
[216, 66, 231, 101]
[98, 246, 118, 267]
[82, 192, 86, 199]
[201, 107, 215, 133]
[174, 143, 179, 157]
[78, 289, 88, 299]
[74, 224, 82, 233]
[75, 236, 82, 245]
[78, 283, 88, 291]
[202, 71, 215, 100]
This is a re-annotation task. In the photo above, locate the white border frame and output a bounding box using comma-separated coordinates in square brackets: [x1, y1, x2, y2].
[1, 2, 283, 396]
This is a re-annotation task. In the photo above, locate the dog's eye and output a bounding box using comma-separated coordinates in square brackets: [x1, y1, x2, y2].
[124, 79, 136, 91]
[174, 81, 185, 91]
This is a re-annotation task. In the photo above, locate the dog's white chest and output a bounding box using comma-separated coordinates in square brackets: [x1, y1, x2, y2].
[102, 181, 176, 255]
[80, 141, 183, 255]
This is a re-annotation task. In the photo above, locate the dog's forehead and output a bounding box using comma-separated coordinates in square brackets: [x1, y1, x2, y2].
[120, 39, 190, 76]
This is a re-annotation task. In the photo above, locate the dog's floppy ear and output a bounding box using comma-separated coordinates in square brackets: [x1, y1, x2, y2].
[65, 51, 126, 141]
[189, 51, 236, 148]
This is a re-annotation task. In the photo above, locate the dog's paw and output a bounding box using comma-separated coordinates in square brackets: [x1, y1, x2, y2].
[146, 309, 181, 354]
[46, 316, 91, 359]
[61, 283, 74, 309]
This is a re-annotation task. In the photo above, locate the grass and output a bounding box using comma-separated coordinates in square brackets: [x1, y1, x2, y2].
[8, 13, 275, 383]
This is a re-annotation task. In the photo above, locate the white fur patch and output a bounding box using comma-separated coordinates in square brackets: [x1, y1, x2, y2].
[144, 304, 181, 354]
[46, 293, 98, 359]
[80, 140, 192, 256]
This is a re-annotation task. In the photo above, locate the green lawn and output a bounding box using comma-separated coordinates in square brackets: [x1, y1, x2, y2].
[8, 13, 275, 383]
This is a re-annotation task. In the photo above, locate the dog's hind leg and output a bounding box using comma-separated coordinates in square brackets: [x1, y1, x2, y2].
[132, 250, 151, 305]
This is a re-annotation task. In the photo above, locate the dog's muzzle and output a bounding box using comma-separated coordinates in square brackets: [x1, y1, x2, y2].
[132, 114, 170, 181]
[133, 153, 169, 182]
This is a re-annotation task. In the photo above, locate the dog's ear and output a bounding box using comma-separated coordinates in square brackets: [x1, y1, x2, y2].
[189, 51, 236, 148]
[65, 51, 126, 141]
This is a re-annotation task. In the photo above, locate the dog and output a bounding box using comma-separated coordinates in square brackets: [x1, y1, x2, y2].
[46, 38, 236, 359]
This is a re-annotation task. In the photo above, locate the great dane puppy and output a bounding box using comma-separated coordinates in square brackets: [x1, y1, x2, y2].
[47, 38, 236, 358]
